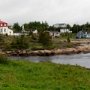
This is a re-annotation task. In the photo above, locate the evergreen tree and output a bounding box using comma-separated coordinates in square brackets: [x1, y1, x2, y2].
[13, 23, 22, 32]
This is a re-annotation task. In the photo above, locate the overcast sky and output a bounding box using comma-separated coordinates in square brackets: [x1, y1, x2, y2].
[0, 0, 90, 25]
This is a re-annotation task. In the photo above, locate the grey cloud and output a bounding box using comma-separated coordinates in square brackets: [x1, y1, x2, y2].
[0, 0, 90, 25]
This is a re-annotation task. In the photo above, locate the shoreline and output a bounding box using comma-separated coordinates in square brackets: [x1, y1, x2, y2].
[1, 45, 90, 56]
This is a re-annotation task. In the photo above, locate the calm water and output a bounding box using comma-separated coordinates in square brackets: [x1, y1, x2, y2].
[10, 53, 90, 68]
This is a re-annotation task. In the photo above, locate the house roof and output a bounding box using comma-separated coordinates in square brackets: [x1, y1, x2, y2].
[0, 20, 7, 24]
[53, 23, 67, 28]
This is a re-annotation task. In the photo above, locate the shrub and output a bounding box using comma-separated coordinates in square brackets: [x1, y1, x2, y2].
[11, 35, 30, 50]
[31, 33, 38, 42]
[38, 31, 52, 47]
[0, 34, 5, 49]
[67, 36, 71, 43]
[67, 33, 71, 43]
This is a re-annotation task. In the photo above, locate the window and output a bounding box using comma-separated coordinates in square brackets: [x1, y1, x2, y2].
[4, 24, 7, 26]
[0, 24, 2, 26]
[0, 29, 2, 32]
[4, 29, 6, 32]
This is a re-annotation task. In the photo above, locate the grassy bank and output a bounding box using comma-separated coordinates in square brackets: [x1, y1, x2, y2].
[0, 60, 90, 90]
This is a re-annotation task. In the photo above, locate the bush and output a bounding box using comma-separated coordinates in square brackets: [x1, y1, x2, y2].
[67, 36, 71, 43]
[38, 31, 52, 47]
[11, 35, 30, 50]
[0, 54, 8, 64]
[31, 33, 38, 42]
[0, 34, 5, 49]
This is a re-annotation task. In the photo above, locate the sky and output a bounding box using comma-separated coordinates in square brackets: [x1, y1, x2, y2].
[0, 0, 90, 26]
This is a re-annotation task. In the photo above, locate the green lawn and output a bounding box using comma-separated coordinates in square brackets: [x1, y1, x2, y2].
[0, 60, 90, 90]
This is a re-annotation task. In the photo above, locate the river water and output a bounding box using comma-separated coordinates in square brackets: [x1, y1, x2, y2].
[10, 53, 90, 68]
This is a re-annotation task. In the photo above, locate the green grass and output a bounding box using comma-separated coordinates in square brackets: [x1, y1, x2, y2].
[0, 60, 90, 90]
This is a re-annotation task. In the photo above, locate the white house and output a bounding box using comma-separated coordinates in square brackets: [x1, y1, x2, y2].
[60, 29, 72, 33]
[53, 23, 72, 33]
[49, 31, 60, 37]
[33, 29, 38, 34]
[0, 20, 13, 35]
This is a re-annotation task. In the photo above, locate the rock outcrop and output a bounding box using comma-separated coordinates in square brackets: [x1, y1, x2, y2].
[2, 45, 90, 56]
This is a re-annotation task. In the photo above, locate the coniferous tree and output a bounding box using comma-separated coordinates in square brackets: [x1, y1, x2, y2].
[13, 23, 22, 33]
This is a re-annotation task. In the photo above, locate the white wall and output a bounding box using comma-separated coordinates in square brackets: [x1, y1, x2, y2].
[60, 29, 72, 33]
[0, 27, 13, 35]
[13, 33, 22, 36]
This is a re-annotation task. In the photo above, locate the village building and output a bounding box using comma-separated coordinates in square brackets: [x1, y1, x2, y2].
[53, 23, 72, 33]
[76, 30, 90, 39]
[49, 31, 60, 37]
[32, 29, 38, 34]
[49, 23, 72, 37]
[0, 20, 13, 35]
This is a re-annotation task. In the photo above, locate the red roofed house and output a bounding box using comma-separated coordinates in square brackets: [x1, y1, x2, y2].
[0, 20, 13, 35]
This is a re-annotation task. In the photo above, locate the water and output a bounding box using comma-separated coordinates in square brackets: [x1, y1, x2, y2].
[10, 53, 90, 68]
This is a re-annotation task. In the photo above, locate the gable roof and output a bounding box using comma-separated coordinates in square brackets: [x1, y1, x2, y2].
[0, 20, 7, 24]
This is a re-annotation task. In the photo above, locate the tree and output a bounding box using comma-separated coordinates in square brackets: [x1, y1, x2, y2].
[48, 26, 55, 31]
[67, 24, 71, 29]
[24, 23, 30, 31]
[24, 21, 49, 32]
[71, 24, 81, 33]
[13, 23, 22, 33]
[83, 22, 90, 32]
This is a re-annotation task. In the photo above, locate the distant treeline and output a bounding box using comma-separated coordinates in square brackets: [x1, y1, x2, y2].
[12, 21, 90, 33]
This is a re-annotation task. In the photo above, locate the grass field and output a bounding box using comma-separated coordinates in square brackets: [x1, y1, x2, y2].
[0, 60, 90, 90]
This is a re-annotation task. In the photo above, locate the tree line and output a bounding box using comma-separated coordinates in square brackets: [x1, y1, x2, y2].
[12, 21, 48, 33]
[12, 21, 90, 33]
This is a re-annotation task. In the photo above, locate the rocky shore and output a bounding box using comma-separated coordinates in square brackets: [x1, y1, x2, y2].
[0, 45, 89, 56]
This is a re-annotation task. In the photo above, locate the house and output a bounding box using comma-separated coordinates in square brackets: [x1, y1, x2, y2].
[76, 31, 87, 39]
[49, 31, 60, 37]
[53, 23, 72, 34]
[0, 20, 13, 35]
[32, 29, 38, 34]
[60, 29, 72, 33]
[13, 33, 22, 36]
[87, 34, 90, 38]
